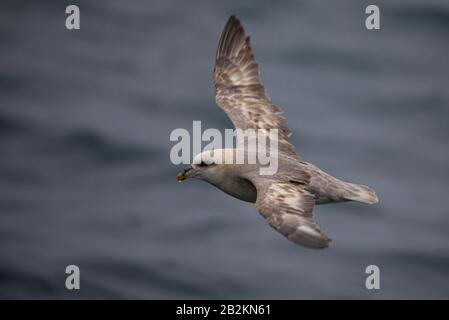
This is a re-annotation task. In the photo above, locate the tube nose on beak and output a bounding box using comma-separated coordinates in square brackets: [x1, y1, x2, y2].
[176, 172, 186, 182]
[176, 166, 192, 182]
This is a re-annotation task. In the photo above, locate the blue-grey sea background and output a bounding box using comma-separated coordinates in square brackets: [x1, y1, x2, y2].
[1, 0, 448, 299]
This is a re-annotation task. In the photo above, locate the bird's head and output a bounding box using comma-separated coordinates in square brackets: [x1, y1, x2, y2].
[176, 149, 231, 183]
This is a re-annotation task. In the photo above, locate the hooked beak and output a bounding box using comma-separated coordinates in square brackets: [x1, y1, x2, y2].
[176, 166, 193, 182]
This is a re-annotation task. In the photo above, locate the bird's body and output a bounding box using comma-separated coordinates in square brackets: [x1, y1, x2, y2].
[190, 148, 377, 206]
[177, 16, 378, 249]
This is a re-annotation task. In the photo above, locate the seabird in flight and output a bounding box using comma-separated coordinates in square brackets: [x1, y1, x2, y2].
[177, 16, 378, 249]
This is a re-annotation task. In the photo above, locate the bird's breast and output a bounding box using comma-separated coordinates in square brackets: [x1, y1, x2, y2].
[213, 175, 257, 203]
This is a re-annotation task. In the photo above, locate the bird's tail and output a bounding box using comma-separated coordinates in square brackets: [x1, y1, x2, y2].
[343, 182, 379, 205]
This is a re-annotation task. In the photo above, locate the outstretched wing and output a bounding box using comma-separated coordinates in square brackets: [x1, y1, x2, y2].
[254, 181, 331, 249]
[213, 15, 300, 160]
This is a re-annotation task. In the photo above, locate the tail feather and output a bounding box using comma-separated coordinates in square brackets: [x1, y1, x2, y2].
[343, 183, 379, 205]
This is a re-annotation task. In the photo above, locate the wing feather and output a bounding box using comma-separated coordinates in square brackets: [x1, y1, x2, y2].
[213, 15, 300, 159]
[254, 181, 331, 249]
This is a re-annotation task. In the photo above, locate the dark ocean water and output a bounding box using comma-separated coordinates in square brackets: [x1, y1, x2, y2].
[1, 0, 448, 299]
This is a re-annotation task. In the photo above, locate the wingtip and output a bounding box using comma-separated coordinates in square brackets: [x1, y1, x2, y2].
[226, 15, 242, 29]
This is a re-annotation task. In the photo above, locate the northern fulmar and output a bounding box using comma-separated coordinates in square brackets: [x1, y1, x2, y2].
[176, 15, 378, 249]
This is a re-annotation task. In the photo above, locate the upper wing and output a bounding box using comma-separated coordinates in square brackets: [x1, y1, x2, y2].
[254, 181, 331, 249]
[213, 15, 300, 160]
